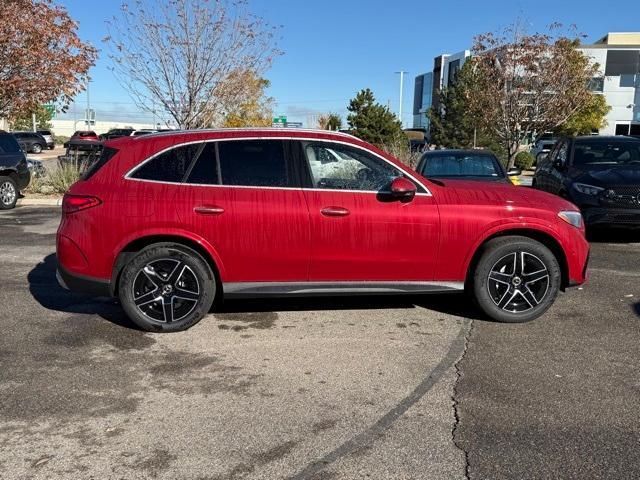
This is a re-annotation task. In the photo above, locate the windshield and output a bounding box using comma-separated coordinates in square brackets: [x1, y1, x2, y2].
[573, 141, 640, 166]
[421, 154, 502, 178]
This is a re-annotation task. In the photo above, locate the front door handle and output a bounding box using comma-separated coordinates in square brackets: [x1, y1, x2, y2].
[194, 206, 224, 215]
[320, 206, 350, 217]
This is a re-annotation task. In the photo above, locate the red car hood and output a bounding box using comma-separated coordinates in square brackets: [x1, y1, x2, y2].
[431, 179, 578, 212]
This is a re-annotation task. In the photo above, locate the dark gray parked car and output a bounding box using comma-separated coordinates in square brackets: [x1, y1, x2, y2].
[12, 131, 47, 154]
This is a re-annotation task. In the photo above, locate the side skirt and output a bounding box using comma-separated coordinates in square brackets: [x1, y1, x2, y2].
[223, 281, 465, 298]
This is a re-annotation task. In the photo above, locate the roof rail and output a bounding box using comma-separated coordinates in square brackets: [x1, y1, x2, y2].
[131, 127, 359, 141]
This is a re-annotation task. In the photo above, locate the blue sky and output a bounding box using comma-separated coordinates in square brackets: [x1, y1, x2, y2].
[60, 0, 639, 127]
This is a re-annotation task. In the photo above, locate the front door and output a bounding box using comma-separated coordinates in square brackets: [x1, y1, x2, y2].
[298, 141, 439, 282]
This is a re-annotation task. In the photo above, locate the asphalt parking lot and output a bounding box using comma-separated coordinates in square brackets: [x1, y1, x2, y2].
[1, 206, 639, 479]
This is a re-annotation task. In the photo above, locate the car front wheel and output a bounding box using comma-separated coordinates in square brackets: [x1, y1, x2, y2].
[119, 243, 216, 332]
[471, 236, 561, 323]
[31, 143, 42, 154]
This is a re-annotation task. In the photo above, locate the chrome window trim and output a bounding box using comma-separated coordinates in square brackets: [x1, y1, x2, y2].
[124, 136, 432, 196]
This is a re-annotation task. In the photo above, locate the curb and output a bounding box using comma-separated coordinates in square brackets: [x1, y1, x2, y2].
[18, 197, 63, 206]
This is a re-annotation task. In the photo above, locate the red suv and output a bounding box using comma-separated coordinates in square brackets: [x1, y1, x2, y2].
[56, 129, 589, 332]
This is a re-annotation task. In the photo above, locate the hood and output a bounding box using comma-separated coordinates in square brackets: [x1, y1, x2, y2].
[569, 164, 640, 187]
[433, 178, 576, 211]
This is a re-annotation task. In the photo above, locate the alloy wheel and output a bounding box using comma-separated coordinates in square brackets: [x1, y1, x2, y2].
[0, 181, 16, 207]
[487, 251, 550, 313]
[131, 258, 201, 323]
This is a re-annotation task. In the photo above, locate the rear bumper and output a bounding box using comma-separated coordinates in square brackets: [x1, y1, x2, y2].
[57, 265, 112, 297]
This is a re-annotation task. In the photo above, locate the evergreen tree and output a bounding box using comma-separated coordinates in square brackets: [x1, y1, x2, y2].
[347, 89, 404, 146]
[428, 62, 505, 160]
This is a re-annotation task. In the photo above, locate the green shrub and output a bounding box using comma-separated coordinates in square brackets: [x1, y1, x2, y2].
[515, 151, 535, 170]
[48, 162, 82, 193]
[55, 135, 70, 145]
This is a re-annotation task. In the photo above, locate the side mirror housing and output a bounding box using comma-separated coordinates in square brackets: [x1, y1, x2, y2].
[389, 177, 417, 200]
[507, 167, 522, 177]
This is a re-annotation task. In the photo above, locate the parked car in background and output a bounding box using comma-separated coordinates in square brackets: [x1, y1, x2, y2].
[100, 128, 135, 141]
[531, 139, 557, 164]
[27, 159, 46, 178]
[56, 128, 588, 332]
[58, 139, 103, 174]
[11, 131, 47, 154]
[37, 130, 55, 149]
[0, 130, 30, 209]
[404, 128, 428, 152]
[533, 136, 640, 228]
[70, 130, 100, 142]
[416, 149, 522, 185]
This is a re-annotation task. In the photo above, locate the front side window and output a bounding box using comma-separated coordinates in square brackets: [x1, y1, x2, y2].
[303, 142, 401, 191]
[131, 143, 202, 183]
[218, 140, 288, 187]
[421, 154, 502, 178]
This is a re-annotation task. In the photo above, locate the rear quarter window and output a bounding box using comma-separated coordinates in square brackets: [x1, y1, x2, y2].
[130, 144, 202, 183]
[0, 134, 21, 154]
[82, 147, 118, 180]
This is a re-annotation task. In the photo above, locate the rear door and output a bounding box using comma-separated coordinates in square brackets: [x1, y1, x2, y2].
[298, 140, 439, 282]
[174, 139, 310, 282]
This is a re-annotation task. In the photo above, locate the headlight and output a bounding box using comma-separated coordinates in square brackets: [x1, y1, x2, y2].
[573, 183, 603, 196]
[558, 211, 583, 229]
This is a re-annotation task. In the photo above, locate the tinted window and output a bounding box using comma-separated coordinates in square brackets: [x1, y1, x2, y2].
[605, 50, 640, 76]
[82, 147, 118, 180]
[573, 141, 640, 166]
[218, 140, 288, 187]
[38, 130, 52, 136]
[186, 142, 219, 184]
[421, 154, 502, 178]
[303, 142, 400, 191]
[132, 144, 201, 182]
[0, 134, 21, 154]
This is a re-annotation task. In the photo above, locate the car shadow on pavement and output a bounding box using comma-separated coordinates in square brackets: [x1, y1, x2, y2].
[28, 254, 142, 330]
[218, 292, 489, 321]
[587, 228, 640, 244]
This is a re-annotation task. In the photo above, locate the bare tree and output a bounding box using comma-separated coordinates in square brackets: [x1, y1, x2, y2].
[468, 23, 601, 167]
[316, 113, 342, 131]
[104, 0, 280, 129]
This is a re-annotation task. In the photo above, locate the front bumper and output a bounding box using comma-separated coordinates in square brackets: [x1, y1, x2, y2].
[56, 265, 112, 297]
[582, 207, 640, 227]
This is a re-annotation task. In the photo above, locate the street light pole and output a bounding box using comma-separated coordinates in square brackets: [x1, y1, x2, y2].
[395, 71, 407, 127]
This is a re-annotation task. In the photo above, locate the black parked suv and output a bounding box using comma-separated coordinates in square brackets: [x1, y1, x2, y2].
[0, 131, 30, 209]
[99, 128, 134, 141]
[11, 131, 48, 154]
[533, 136, 640, 228]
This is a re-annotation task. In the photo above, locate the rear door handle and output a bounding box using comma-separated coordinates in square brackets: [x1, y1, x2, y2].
[320, 206, 350, 217]
[194, 206, 224, 215]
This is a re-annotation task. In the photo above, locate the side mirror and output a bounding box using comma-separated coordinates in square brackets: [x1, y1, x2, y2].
[507, 167, 522, 176]
[389, 177, 417, 200]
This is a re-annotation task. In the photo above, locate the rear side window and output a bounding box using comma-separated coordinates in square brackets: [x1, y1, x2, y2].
[82, 147, 118, 180]
[218, 140, 288, 187]
[185, 142, 219, 184]
[131, 144, 202, 183]
[0, 134, 21, 154]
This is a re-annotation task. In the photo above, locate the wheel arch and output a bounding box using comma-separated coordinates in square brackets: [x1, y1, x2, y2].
[0, 168, 19, 181]
[465, 228, 569, 290]
[110, 234, 223, 297]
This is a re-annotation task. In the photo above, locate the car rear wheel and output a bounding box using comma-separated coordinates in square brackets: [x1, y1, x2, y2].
[119, 243, 216, 332]
[31, 143, 42, 154]
[471, 236, 561, 323]
[0, 176, 18, 210]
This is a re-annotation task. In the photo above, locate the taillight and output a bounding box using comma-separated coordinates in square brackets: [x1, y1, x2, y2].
[62, 194, 102, 214]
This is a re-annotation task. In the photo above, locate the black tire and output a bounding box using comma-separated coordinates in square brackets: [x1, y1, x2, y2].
[119, 243, 216, 332]
[0, 176, 18, 210]
[471, 236, 561, 323]
[31, 143, 42, 154]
